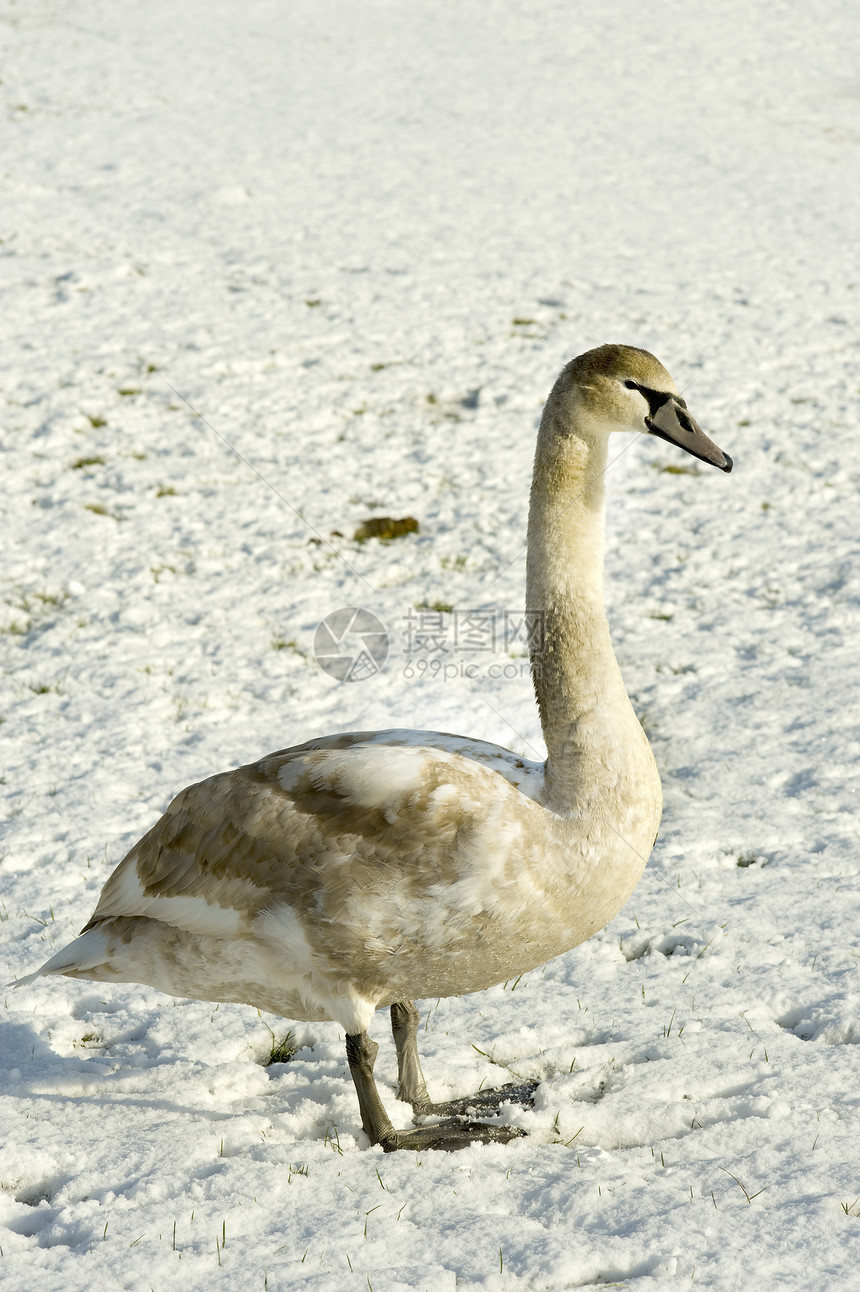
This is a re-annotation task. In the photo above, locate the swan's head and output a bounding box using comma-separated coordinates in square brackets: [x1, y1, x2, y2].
[561, 344, 733, 473]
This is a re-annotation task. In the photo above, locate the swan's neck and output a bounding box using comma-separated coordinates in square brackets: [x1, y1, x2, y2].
[526, 402, 639, 811]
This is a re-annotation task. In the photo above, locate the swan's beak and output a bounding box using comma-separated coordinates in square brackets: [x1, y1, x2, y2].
[647, 399, 733, 473]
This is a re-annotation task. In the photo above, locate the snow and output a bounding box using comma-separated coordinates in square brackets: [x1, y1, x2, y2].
[2, 0, 860, 1286]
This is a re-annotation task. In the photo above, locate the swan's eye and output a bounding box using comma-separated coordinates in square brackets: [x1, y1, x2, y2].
[623, 379, 638, 390]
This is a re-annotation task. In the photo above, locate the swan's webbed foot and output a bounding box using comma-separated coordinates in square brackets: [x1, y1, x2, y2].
[378, 1120, 526, 1153]
[417, 1079, 539, 1119]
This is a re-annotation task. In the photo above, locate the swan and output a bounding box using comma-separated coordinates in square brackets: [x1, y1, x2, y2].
[16, 344, 732, 1151]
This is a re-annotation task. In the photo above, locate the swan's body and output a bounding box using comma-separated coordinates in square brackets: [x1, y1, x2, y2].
[36, 728, 655, 1033]
[18, 344, 732, 1150]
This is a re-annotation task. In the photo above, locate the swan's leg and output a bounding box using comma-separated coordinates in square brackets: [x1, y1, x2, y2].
[389, 1001, 539, 1120]
[390, 1001, 431, 1108]
[345, 1031, 398, 1148]
[345, 1030, 526, 1152]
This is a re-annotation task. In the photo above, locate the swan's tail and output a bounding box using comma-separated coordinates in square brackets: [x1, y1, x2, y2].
[10, 926, 110, 989]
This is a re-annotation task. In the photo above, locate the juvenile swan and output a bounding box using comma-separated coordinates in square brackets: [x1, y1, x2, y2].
[18, 345, 732, 1151]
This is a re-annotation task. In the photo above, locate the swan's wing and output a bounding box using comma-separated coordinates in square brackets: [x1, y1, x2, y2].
[354, 729, 546, 801]
[83, 730, 546, 939]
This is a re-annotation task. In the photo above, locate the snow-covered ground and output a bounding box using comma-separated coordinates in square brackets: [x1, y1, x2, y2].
[2, 0, 860, 1286]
